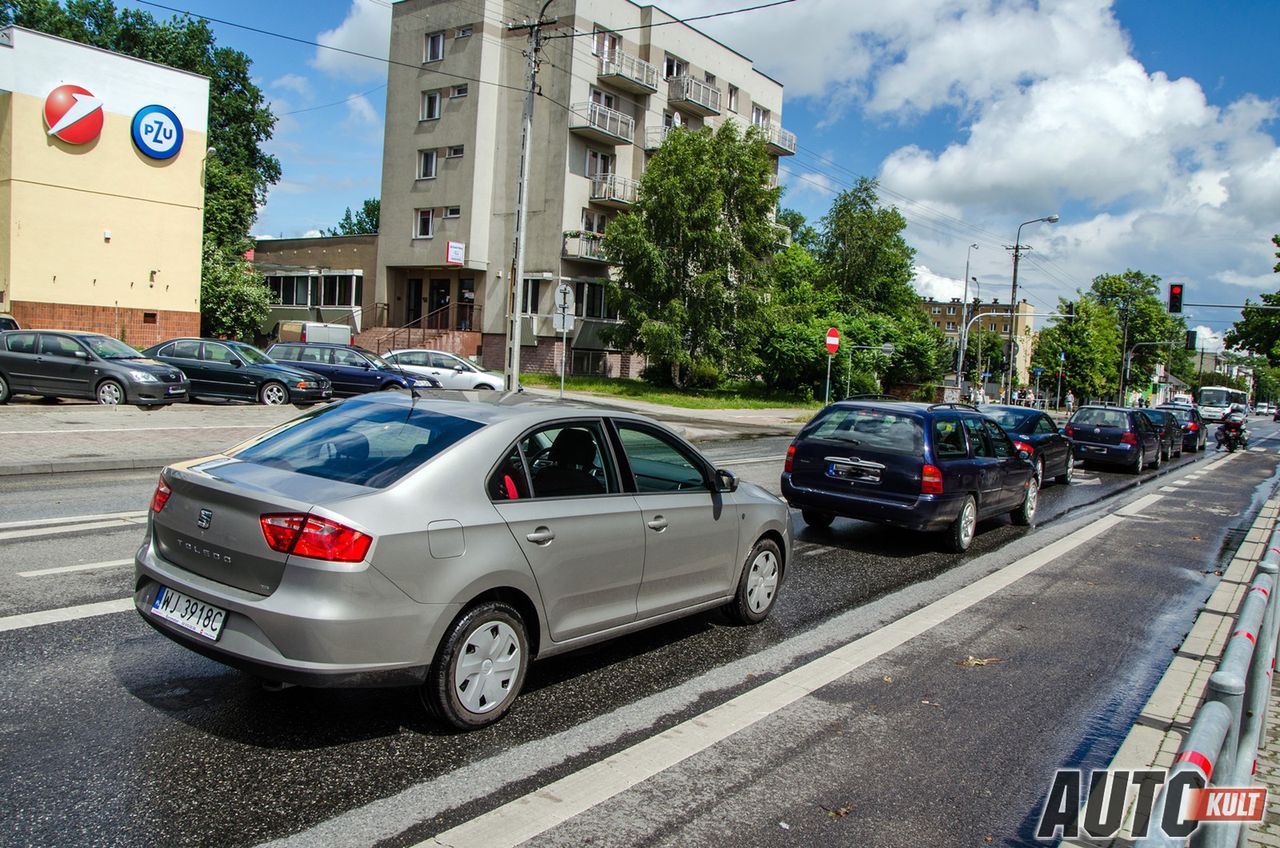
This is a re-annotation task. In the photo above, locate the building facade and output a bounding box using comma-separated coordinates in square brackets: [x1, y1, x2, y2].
[377, 0, 792, 375]
[0, 27, 209, 347]
[251, 234, 378, 334]
[919, 296, 1036, 386]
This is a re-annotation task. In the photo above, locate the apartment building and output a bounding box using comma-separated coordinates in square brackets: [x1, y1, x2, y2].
[919, 296, 1036, 385]
[377, 0, 792, 376]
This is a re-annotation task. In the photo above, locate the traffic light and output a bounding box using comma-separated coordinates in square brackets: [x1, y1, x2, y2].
[1168, 284, 1184, 313]
[1185, 330, 1197, 351]
[1064, 301, 1075, 319]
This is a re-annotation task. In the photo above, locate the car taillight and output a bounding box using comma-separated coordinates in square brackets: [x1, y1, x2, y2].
[1013, 440, 1034, 455]
[784, 443, 796, 474]
[151, 476, 172, 513]
[1188, 422, 1198, 431]
[1064, 425, 1075, 439]
[1120, 431, 1138, 445]
[921, 463, 944, 495]
[260, 513, 372, 563]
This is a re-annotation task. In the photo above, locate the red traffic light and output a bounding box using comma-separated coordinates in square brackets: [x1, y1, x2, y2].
[1168, 284, 1184, 313]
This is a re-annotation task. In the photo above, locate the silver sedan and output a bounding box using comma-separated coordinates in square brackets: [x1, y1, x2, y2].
[133, 394, 791, 729]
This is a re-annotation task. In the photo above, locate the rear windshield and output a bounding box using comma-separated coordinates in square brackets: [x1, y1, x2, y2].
[230, 401, 485, 488]
[1159, 407, 1192, 422]
[1071, 408, 1128, 428]
[983, 407, 1034, 430]
[1143, 410, 1170, 426]
[802, 407, 923, 455]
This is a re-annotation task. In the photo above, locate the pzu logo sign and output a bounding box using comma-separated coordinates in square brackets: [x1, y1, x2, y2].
[131, 104, 184, 160]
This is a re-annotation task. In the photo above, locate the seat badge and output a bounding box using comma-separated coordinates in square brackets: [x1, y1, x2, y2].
[196, 509, 213, 530]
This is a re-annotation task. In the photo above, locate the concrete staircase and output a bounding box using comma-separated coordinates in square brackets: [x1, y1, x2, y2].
[354, 327, 482, 357]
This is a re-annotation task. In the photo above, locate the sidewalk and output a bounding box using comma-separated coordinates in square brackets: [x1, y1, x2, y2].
[1063, 493, 1280, 846]
[0, 391, 808, 476]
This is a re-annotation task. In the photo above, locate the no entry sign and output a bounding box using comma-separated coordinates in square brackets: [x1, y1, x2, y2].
[825, 327, 840, 355]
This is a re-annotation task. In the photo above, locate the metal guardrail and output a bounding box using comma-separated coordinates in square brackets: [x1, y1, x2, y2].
[1135, 527, 1280, 846]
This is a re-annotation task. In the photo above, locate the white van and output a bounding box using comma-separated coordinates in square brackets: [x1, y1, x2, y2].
[274, 320, 352, 345]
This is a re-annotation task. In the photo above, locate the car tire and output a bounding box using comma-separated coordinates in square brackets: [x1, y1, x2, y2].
[1033, 457, 1045, 486]
[1151, 445, 1162, 470]
[0, 373, 9, 404]
[422, 601, 529, 730]
[96, 379, 125, 405]
[947, 495, 978, 553]
[800, 510, 834, 529]
[1055, 456, 1074, 485]
[1131, 445, 1144, 475]
[380, 382, 403, 392]
[1011, 477, 1038, 526]
[723, 537, 783, 625]
[259, 381, 289, 405]
[474, 384, 495, 391]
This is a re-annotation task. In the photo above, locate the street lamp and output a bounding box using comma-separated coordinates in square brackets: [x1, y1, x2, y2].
[955, 244, 979, 387]
[1005, 214, 1059, 400]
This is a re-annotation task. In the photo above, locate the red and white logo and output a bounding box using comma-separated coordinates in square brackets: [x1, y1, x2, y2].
[44, 84, 104, 145]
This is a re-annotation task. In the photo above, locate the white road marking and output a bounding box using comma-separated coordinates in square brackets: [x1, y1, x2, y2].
[720, 456, 781, 466]
[1117, 494, 1164, 517]
[0, 598, 132, 633]
[1159, 486, 1178, 493]
[0, 425, 259, 436]
[17, 559, 133, 578]
[0, 510, 147, 530]
[1172, 480, 1190, 486]
[411, 503, 1152, 848]
[0, 516, 147, 542]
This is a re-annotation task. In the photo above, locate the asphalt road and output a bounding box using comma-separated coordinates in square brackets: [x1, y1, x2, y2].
[2, 421, 1278, 848]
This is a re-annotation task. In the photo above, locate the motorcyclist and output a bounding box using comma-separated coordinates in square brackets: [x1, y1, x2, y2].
[1216, 405, 1249, 451]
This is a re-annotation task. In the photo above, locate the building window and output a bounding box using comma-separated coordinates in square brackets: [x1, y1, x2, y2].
[521, 279, 541, 314]
[582, 208, 607, 235]
[1002, 323, 1011, 333]
[267, 275, 313, 306]
[593, 28, 620, 57]
[931, 306, 941, 315]
[446, 144, 465, 158]
[586, 148, 614, 176]
[415, 208, 434, 238]
[946, 322, 957, 331]
[320, 274, 361, 306]
[418, 149, 437, 179]
[455, 25, 472, 38]
[590, 88, 617, 110]
[664, 55, 685, 79]
[947, 306, 956, 315]
[727, 85, 739, 112]
[574, 281, 618, 320]
[421, 91, 441, 120]
[424, 31, 445, 62]
[752, 104, 770, 127]
[704, 71, 716, 85]
[451, 84, 468, 98]
[445, 206, 461, 218]
[143, 312, 158, 325]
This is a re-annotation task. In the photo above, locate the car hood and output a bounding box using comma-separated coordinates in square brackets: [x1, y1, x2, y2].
[255, 362, 329, 382]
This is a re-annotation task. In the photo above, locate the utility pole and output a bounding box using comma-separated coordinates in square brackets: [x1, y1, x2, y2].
[504, 1, 558, 392]
[1004, 214, 1058, 401]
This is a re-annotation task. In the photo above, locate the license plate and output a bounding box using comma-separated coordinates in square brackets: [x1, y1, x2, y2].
[827, 462, 879, 483]
[166, 386, 185, 394]
[1087, 446, 1106, 453]
[150, 585, 226, 641]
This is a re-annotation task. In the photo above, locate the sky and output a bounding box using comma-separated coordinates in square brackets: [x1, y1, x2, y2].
[121, 0, 1280, 351]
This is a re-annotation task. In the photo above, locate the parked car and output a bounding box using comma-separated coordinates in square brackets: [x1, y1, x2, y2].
[142, 338, 333, 406]
[1064, 406, 1162, 473]
[383, 348, 504, 391]
[272, 320, 352, 345]
[981, 404, 1075, 486]
[1157, 403, 1208, 452]
[265, 342, 438, 396]
[1140, 408, 1184, 460]
[0, 314, 18, 332]
[781, 400, 1036, 553]
[134, 395, 790, 728]
[0, 330, 188, 407]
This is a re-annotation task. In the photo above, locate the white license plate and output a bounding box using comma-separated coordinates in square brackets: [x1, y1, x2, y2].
[150, 585, 226, 641]
[166, 386, 185, 394]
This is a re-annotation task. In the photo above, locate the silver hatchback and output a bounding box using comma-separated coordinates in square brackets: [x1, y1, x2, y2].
[134, 394, 791, 728]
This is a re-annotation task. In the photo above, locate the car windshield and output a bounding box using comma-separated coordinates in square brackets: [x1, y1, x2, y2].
[983, 407, 1035, 430]
[80, 335, 141, 359]
[359, 349, 392, 369]
[231, 400, 486, 488]
[802, 407, 923, 455]
[1071, 408, 1128, 428]
[230, 343, 274, 365]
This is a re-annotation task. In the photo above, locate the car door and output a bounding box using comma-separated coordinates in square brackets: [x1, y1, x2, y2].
[36, 333, 94, 397]
[1032, 413, 1067, 476]
[613, 420, 741, 618]
[429, 351, 466, 389]
[292, 346, 341, 391]
[331, 348, 378, 394]
[160, 339, 205, 394]
[201, 341, 257, 400]
[961, 417, 1005, 515]
[489, 420, 645, 642]
[984, 419, 1030, 508]
[1, 332, 41, 392]
[1133, 412, 1159, 457]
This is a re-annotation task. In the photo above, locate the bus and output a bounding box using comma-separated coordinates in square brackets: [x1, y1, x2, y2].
[1197, 385, 1248, 422]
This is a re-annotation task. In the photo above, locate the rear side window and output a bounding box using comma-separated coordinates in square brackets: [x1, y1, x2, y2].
[1033, 416, 1057, 435]
[5, 332, 36, 353]
[271, 345, 300, 361]
[962, 417, 993, 458]
[803, 408, 923, 455]
[231, 402, 485, 488]
[932, 418, 968, 459]
[298, 347, 331, 364]
[171, 340, 201, 359]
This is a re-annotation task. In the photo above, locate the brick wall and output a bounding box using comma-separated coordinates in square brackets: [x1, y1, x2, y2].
[479, 334, 646, 379]
[10, 301, 200, 349]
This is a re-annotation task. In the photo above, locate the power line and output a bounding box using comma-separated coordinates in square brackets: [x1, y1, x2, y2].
[278, 83, 387, 116]
[544, 0, 797, 40]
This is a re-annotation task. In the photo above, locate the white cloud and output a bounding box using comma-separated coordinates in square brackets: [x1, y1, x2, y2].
[913, 264, 967, 301]
[313, 1, 392, 81]
[344, 94, 380, 128]
[781, 168, 836, 200]
[303, 229, 324, 238]
[271, 73, 313, 98]
[1194, 325, 1225, 352]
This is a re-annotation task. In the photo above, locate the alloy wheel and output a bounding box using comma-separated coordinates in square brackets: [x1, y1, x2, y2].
[960, 499, 976, 548]
[260, 382, 288, 405]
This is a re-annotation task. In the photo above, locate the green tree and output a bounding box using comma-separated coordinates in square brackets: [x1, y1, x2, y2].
[2, 0, 280, 250]
[1090, 270, 1186, 396]
[199, 243, 270, 340]
[322, 199, 380, 236]
[817, 177, 918, 316]
[775, 207, 818, 253]
[1031, 297, 1123, 402]
[962, 327, 1009, 383]
[1224, 236, 1280, 364]
[604, 123, 779, 387]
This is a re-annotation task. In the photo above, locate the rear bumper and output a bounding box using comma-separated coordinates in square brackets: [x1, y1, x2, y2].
[133, 536, 459, 687]
[781, 474, 965, 531]
[1072, 442, 1133, 465]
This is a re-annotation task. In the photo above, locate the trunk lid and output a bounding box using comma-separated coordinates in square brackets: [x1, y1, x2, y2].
[791, 407, 925, 500]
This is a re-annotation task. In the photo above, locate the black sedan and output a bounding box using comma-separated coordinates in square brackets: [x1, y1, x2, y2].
[1157, 404, 1207, 452]
[981, 405, 1075, 485]
[1140, 408, 1183, 460]
[142, 338, 333, 406]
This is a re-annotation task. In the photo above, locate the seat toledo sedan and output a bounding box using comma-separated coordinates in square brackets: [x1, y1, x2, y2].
[134, 395, 790, 728]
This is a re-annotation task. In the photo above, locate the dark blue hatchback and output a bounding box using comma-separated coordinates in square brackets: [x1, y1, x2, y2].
[781, 400, 1036, 552]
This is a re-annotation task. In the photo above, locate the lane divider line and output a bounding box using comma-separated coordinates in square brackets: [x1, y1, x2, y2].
[0, 510, 148, 531]
[17, 559, 134, 578]
[0, 425, 267, 436]
[0, 598, 133, 633]
[413, 506, 1146, 848]
[0, 517, 147, 543]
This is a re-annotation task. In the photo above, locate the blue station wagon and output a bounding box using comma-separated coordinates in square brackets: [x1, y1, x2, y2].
[781, 400, 1037, 552]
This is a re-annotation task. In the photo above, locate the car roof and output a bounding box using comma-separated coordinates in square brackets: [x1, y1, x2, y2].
[827, 399, 975, 416]
[334, 390, 678, 428]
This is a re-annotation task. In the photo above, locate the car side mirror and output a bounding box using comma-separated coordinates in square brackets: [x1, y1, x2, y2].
[454, 365, 465, 372]
[231, 358, 243, 368]
[74, 350, 89, 360]
[716, 468, 739, 493]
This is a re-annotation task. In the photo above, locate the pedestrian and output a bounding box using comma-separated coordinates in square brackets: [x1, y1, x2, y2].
[1065, 391, 1075, 414]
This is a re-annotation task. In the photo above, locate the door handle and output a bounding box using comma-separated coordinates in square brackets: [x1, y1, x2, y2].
[525, 527, 555, 545]
[646, 516, 668, 532]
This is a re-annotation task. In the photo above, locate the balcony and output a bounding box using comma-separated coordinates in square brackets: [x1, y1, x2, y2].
[667, 75, 721, 116]
[644, 125, 676, 151]
[597, 50, 658, 94]
[766, 173, 778, 190]
[589, 173, 640, 208]
[770, 221, 792, 247]
[569, 102, 635, 146]
[758, 122, 797, 156]
[563, 231, 612, 264]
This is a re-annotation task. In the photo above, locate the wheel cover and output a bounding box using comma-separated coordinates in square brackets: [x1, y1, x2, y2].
[262, 383, 287, 404]
[1024, 479, 1039, 518]
[454, 620, 522, 714]
[746, 549, 779, 614]
[1035, 458, 1044, 484]
[98, 382, 122, 404]
[1064, 458, 1074, 482]
[960, 500, 976, 546]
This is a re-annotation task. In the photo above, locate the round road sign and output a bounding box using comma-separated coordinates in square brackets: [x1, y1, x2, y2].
[825, 327, 840, 355]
